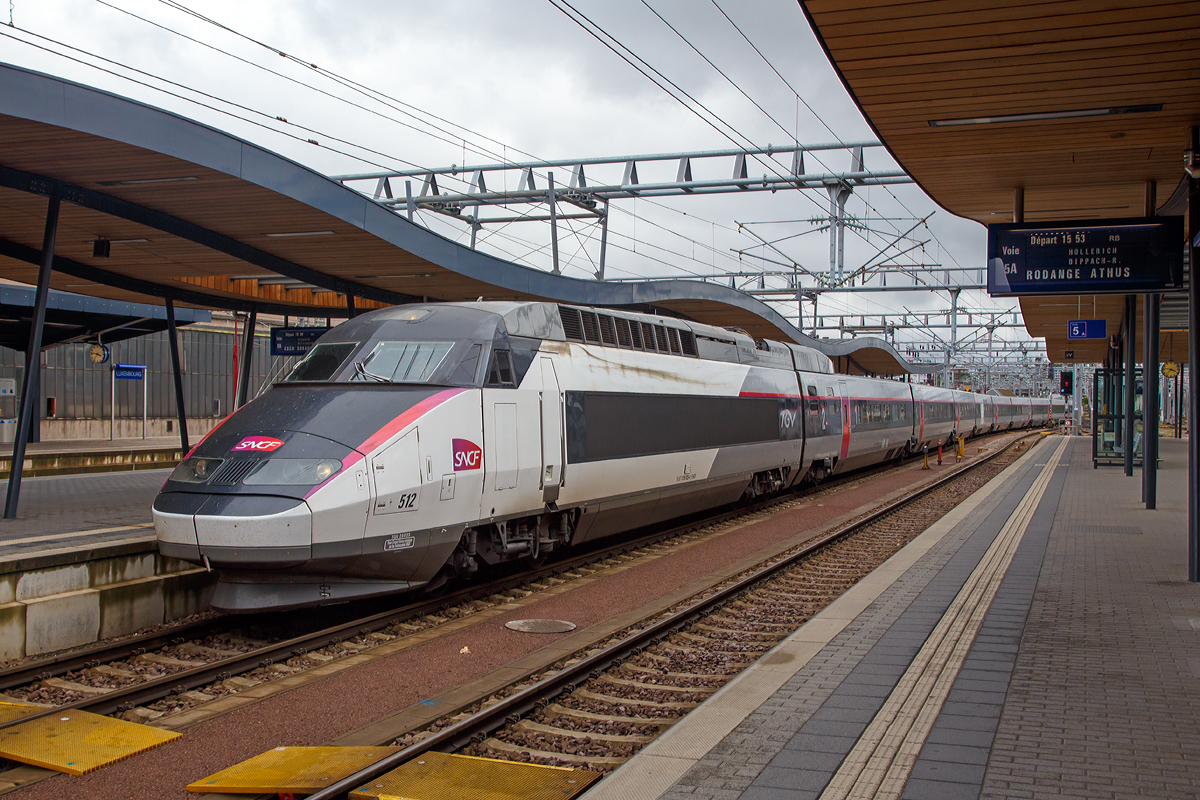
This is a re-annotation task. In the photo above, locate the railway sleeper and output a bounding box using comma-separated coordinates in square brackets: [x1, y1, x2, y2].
[38, 678, 110, 695]
[138, 653, 204, 668]
[564, 688, 700, 711]
[643, 650, 746, 672]
[691, 623, 779, 638]
[175, 643, 241, 659]
[660, 637, 771, 654]
[482, 738, 629, 767]
[600, 675, 717, 694]
[623, 662, 739, 681]
[546, 703, 680, 727]
[515, 720, 657, 744]
[86, 665, 139, 679]
[702, 616, 795, 630]
[672, 632, 774, 650]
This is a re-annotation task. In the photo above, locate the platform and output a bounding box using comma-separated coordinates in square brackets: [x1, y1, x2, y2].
[0, 468, 213, 662]
[588, 434, 1198, 800]
[0, 467, 164, 562]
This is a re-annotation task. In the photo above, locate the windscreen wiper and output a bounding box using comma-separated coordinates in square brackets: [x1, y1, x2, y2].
[354, 361, 392, 383]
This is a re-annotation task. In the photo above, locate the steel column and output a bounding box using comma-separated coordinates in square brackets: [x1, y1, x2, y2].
[1189, 130, 1200, 579]
[1124, 294, 1136, 477]
[1177, 370, 1183, 439]
[165, 299, 189, 453]
[1144, 293, 1152, 500]
[597, 200, 609, 280]
[234, 306, 257, 409]
[548, 172, 560, 275]
[346, 294, 356, 319]
[5, 194, 60, 519]
[1146, 292, 1160, 509]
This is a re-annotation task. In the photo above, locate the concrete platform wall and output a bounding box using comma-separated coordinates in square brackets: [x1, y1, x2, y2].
[0, 549, 215, 660]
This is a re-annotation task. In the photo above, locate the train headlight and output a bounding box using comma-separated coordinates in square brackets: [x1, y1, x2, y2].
[170, 457, 224, 483]
[243, 458, 343, 486]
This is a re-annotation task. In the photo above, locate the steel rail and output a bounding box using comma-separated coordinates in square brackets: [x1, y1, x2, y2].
[307, 432, 1043, 800]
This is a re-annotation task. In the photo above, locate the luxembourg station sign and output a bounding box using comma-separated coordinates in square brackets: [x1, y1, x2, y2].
[987, 216, 1183, 297]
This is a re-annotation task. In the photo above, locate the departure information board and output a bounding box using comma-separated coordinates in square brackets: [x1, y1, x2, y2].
[987, 216, 1183, 297]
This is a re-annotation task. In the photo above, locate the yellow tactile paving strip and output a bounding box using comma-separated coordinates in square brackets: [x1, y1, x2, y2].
[818, 437, 1069, 800]
[349, 751, 602, 800]
[187, 746, 400, 793]
[0, 709, 181, 775]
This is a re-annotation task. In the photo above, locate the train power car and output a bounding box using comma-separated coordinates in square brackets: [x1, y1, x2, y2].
[154, 302, 1044, 612]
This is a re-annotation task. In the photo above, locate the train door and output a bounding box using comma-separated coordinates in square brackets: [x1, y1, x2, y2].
[838, 380, 850, 461]
[364, 428, 427, 580]
[540, 357, 563, 503]
[370, 429, 423, 516]
[482, 349, 541, 519]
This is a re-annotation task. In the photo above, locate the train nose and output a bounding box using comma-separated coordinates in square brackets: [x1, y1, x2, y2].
[154, 494, 314, 569]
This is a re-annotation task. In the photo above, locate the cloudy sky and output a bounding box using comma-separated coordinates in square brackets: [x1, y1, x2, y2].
[0, 0, 1040, 371]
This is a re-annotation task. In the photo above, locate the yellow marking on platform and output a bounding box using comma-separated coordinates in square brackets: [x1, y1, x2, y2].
[0, 523, 153, 547]
[0, 703, 41, 725]
[349, 751, 602, 800]
[0, 708, 180, 775]
[187, 746, 401, 793]
[819, 437, 1069, 800]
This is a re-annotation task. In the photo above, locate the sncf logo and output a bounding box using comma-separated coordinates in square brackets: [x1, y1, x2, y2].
[452, 438, 482, 471]
[232, 435, 285, 453]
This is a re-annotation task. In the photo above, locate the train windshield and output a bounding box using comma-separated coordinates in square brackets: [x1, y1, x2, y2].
[286, 342, 358, 382]
[350, 341, 454, 383]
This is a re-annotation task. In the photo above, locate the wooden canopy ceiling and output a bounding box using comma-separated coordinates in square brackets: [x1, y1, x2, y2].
[800, 0, 1199, 364]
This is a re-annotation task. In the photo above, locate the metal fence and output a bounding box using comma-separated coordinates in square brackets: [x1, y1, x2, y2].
[0, 328, 296, 420]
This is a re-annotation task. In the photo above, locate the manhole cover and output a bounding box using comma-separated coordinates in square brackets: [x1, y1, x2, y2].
[504, 619, 577, 634]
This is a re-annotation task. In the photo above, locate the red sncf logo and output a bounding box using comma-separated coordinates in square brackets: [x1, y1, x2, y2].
[232, 435, 285, 453]
[452, 438, 482, 471]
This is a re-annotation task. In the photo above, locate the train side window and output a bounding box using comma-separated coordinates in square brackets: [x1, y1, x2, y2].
[807, 385, 819, 411]
[486, 350, 516, 388]
[448, 343, 483, 385]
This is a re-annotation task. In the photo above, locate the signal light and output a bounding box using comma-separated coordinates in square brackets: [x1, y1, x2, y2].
[1060, 370, 1074, 395]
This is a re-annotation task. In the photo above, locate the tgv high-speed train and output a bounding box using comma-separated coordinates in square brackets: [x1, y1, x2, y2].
[154, 302, 1057, 612]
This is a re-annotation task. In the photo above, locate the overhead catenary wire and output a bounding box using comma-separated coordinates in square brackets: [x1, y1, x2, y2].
[147, 0, 760, 274]
[708, 0, 966, 271]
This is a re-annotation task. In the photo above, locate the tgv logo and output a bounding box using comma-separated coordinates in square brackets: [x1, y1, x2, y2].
[232, 435, 285, 452]
[453, 439, 482, 471]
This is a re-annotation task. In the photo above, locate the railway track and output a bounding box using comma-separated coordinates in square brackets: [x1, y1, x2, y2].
[299, 430, 1042, 800]
[0, 433, 992, 734]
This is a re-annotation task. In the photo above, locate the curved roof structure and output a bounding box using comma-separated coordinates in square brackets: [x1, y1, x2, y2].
[799, 1, 1199, 364]
[0, 62, 926, 374]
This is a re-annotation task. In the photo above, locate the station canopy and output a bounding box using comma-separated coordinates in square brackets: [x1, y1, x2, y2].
[799, 0, 1199, 365]
[0, 63, 923, 376]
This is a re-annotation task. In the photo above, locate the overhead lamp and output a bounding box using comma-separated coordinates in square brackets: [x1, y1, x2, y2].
[354, 273, 436, 279]
[263, 230, 337, 238]
[85, 238, 150, 245]
[928, 104, 1161, 128]
[96, 176, 199, 186]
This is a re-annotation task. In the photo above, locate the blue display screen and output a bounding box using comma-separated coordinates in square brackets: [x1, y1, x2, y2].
[987, 216, 1183, 297]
